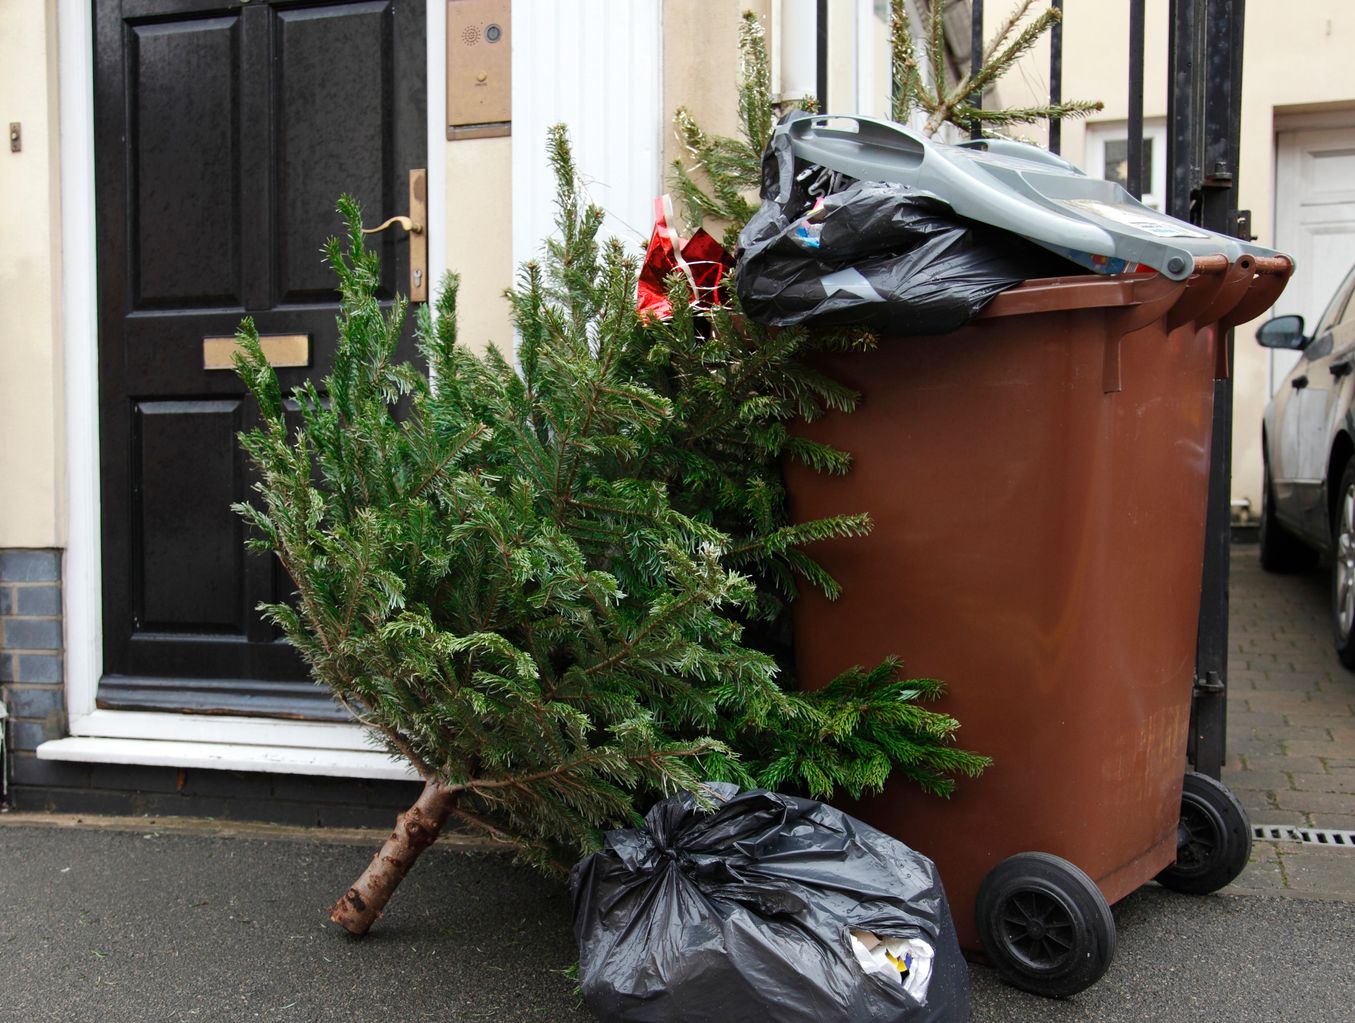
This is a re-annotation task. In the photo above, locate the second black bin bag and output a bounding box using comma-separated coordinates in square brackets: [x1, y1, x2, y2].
[571, 783, 969, 1023]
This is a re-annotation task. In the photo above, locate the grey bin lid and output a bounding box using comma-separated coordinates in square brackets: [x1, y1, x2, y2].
[782, 115, 1289, 281]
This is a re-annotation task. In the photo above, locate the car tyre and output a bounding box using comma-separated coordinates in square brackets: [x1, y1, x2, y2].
[1259, 456, 1315, 573]
[1331, 459, 1355, 668]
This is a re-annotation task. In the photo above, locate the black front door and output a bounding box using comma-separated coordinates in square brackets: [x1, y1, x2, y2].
[94, 0, 426, 718]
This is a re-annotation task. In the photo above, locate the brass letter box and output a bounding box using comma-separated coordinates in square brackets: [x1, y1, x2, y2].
[203, 334, 310, 371]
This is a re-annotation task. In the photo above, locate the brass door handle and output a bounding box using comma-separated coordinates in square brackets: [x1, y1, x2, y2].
[362, 215, 423, 236]
[359, 169, 428, 302]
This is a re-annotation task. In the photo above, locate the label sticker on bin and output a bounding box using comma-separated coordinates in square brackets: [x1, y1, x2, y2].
[1060, 199, 1212, 239]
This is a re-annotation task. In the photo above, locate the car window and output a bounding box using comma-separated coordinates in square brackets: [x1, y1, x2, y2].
[1339, 274, 1355, 330]
[1316, 263, 1355, 337]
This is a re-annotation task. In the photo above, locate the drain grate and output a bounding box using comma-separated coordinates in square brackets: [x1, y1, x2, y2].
[1253, 824, 1355, 848]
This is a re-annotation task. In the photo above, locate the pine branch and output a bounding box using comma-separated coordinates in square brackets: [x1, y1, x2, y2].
[890, 0, 923, 123]
[891, 0, 1102, 137]
[928, 0, 947, 101]
[967, 7, 1061, 99]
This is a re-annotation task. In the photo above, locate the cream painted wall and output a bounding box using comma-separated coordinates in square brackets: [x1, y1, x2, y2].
[444, 136, 514, 355]
[994, 1, 1355, 514]
[661, 0, 772, 221]
[664, 0, 771, 170]
[0, 1, 64, 548]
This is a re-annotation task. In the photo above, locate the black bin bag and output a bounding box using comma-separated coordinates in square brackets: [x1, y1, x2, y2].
[571, 784, 969, 1022]
[735, 110, 1073, 335]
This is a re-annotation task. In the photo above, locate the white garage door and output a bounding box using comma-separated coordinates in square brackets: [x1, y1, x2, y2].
[1271, 121, 1355, 393]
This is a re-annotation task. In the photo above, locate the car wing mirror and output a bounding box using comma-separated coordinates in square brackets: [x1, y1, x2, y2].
[1256, 313, 1307, 350]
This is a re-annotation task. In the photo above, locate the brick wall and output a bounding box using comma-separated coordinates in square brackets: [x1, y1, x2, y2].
[0, 549, 66, 789]
[0, 547, 419, 825]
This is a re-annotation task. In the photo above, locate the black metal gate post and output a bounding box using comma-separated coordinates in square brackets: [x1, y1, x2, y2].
[1167, 0, 1248, 780]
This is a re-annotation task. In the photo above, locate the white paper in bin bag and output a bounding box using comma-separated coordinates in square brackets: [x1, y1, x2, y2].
[570, 784, 969, 1022]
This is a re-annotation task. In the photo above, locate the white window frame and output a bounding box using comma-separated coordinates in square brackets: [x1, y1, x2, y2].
[1084, 119, 1169, 211]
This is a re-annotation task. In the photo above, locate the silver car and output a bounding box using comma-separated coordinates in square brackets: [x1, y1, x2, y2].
[1257, 261, 1355, 666]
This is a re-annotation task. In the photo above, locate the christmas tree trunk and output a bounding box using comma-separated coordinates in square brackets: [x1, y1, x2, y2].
[330, 778, 459, 934]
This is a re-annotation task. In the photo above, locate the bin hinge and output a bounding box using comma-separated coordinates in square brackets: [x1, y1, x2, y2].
[1193, 670, 1225, 695]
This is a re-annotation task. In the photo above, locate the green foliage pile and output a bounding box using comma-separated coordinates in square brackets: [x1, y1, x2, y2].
[233, 128, 986, 870]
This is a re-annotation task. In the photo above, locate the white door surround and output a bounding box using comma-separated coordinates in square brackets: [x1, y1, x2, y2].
[42, 0, 443, 780]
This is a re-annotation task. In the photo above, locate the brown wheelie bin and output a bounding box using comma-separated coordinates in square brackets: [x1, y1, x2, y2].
[786, 257, 1292, 997]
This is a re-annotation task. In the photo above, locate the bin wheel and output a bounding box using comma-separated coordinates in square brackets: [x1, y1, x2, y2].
[1155, 771, 1252, 894]
[976, 852, 1116, 998]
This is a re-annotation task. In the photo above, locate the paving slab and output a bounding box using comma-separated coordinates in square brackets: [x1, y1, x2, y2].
[1224, 545, 1355, 899]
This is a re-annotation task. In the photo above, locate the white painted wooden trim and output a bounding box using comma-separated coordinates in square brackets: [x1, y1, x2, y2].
[52, 0, 438, 769]
[777, 0, 818, 104]
[426, 0, 448, 292]
[57, 0, 101, 727]
[37, 736, 418, 781]
[854, 0, 879, 118]
[66, 709, 378, 751]
[1083, 119, 1169, 212]
[511, 0, 663, 274]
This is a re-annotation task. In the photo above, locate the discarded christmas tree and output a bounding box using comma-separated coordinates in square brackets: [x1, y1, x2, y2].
[233, 128, 987, 937]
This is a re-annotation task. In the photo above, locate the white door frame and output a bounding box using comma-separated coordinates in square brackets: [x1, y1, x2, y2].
[45, 0, 443, 779]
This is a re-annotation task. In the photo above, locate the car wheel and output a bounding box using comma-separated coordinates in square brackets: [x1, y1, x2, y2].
[1259, 455, 1316, 573]
[1332, 460, 1355, 669]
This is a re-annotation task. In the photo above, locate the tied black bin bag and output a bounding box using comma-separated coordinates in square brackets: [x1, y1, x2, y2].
[736, 111, 1072, 335]
[571, 784, 968, 1022]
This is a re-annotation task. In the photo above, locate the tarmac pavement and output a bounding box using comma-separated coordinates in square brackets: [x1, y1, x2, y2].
[2, 544, 1353, 1022]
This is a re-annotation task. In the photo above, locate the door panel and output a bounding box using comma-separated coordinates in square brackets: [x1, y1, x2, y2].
[130, 16, 242, 309]
[1294, 381, 1333, 482]
[276, 2, 395, 302]
[95, 0, 426, 719]
[1271, 381, 1303, 485]
[134, 399, 245, 633]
